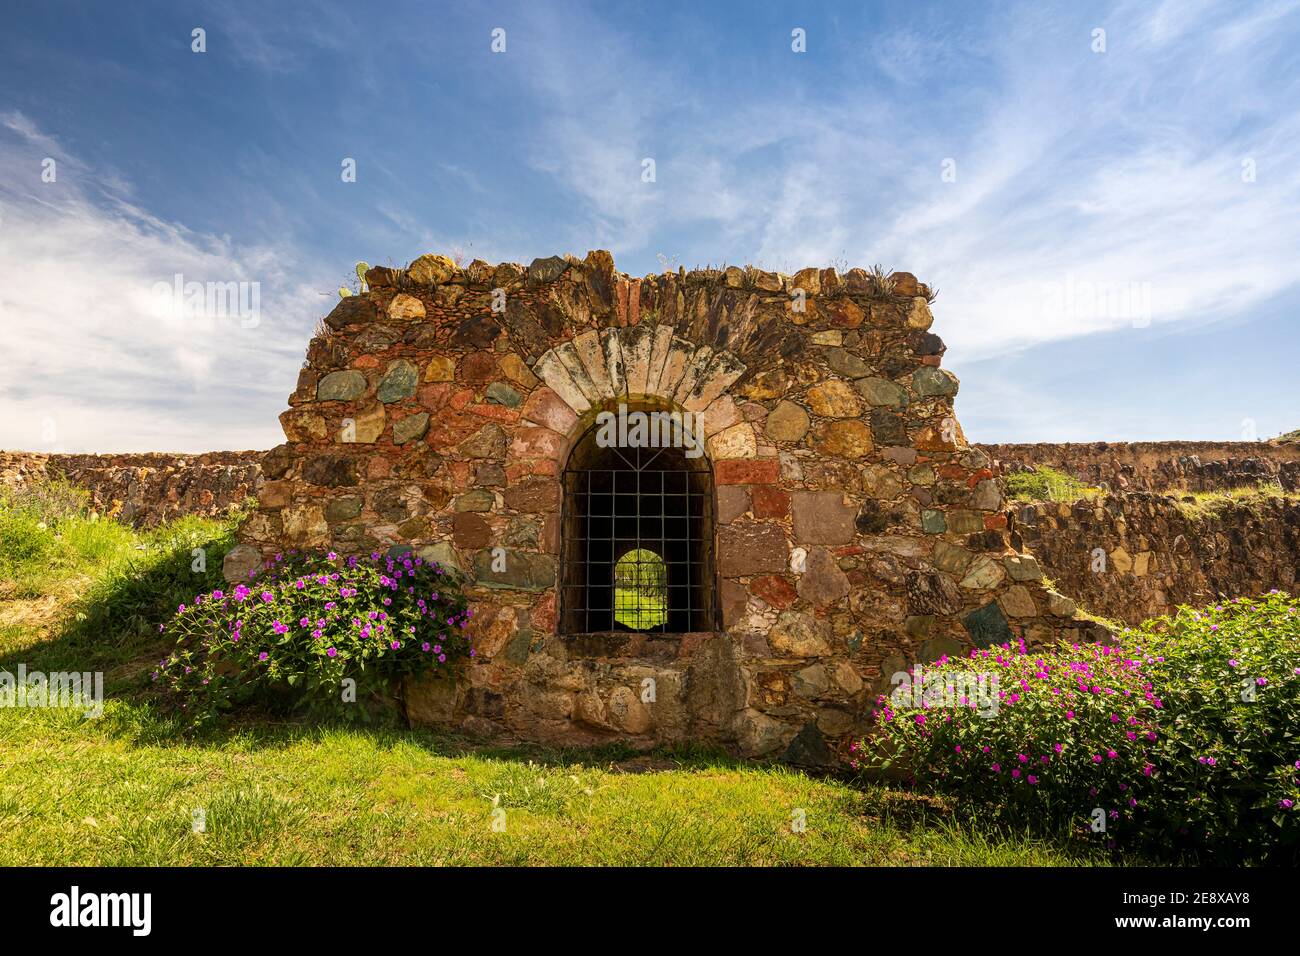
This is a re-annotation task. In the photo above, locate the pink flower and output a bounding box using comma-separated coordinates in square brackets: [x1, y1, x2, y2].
[326, 647, 337, 658]
[258, 652, 269, 662]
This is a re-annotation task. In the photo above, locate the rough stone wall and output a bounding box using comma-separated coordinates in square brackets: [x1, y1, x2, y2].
[1007, 493, 1300, 625]
[0, 450, 262, 526]
[979, 441, 1300, 493]
[227, 250, 1095, 760]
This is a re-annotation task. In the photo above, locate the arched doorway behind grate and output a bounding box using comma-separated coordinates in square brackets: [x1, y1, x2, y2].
[559, 407, 718, 634]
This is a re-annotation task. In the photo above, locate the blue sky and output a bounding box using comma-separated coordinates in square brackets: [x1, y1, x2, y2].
[1, 0, 1298, 452]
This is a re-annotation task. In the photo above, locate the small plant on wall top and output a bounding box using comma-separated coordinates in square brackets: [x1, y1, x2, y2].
[337, 261, 371, 298]
[155, 549, 472, 725]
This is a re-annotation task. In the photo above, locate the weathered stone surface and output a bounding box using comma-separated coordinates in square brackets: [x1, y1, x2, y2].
[520, 387, 579, 436]
[973, 478, 1002, 511]
[796, 547, 851, 605]
[861, 464, 902, 499]
[912, 366, 958, 398]
[959, 555, 1006, 590]
[806, 380, 861, 418]
[963, 602, 1012, 647]
[906, 570, 963, 615]
[855, 377, 907, 407]
[222, 543, 262, 583]
[460, 424, 508, 460]
[345, 402, 386, 443]
[472, 549, 557, 590]
[317, 370, 367, 402]
[716, 485, 750, 524]
[377, 360, 419, 403]
[386, 293, 425, 321]
[407, 253, 458, 285]
[765, 400, 810, 442]
[392, 412, 430, 445]
[933, 541, 974, 575]
[921, 509, 947, 533]
[1003, 553, 1044, 581]
[503, 477, 560, 513]
[706, 422, 757, 460]
[282, 503, 328, 547]
[825, 348, 871, 379]
[323, 295, 376, 331]
[485, 381, 523, 408]
[808, 420, 873, 458]
[792, 491, 856, 544]
[717, 521, 788, 575]
[782, 722, 831, 766]
[528, 255, 568, 283]
[424, 355, 455, 382]
[999, 584, 1038, 618]
[768, 611, 833, 657]
[454, 489, 495, 512]
[302, 453, 359, 487]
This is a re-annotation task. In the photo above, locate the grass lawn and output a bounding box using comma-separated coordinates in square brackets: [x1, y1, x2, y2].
[0, 480, 1129, 866]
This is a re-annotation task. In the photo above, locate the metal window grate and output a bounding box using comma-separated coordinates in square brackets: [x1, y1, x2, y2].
[559, 439, 717, 635]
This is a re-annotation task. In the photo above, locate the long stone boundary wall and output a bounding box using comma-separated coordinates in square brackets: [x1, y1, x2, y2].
[5, 441, 1299, 630]
[0, 450, 263, 527]
[978, 441, 1300, 493]
[1007, 493, 1300, 625]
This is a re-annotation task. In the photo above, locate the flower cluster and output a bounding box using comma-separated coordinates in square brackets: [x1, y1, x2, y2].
[155, 549, 471, 723]
[856, 591, 1300, 862]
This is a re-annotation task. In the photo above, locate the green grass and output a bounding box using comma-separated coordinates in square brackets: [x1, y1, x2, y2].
[1004, 465, 1101, 503]
[0, 478, 1135, 866]
[1171, 481, 1297, 521]
[0, 704, 1122, 866]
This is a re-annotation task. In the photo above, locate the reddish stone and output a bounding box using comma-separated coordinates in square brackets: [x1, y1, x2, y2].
[453, 512, 492, 548]
[716, 459, 780, 485]
[417, 383, 453, 410]
[717, 521, 788, 575]
[984, 512, 1008, 530]
[448, 460, 473, 485]
[460, 351, 499, 383]
[468, 403, 520, 424]
[502, 476, 561, 513]
[353, 355, 379, 369]
[531, 591, 558, 633]
[506, 459, 557, 481]
[833, 545, 865, 556]
[450, 389, 475, 410]
[424, 413, 480, 451]
[751, 485, 790, 520]
[510, 426, 565, 461]
[937, 464, 967, 480]
[966, 468, 994, 488]
[367, 457, 391, 479]
[752, 574, 798, 609]
[920, 355, 942, 366]
[520, 387, 579, 435]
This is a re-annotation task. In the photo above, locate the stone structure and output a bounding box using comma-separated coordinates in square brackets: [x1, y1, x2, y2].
[1008, 492, 1300, 625]
[979, 441, 1300, 494]
[0, 450, 261, 527]
[223, 251, 1098, 759]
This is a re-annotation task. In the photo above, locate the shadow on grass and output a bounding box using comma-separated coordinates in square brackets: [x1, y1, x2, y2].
[0, 515, 240, 681]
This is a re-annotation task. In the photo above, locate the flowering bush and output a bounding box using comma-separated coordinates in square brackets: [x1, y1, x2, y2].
[856, 591, 1300, 862]
[155, 549, 473, 723]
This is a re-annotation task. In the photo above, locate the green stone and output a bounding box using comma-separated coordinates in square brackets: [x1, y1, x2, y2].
[317, 370, 367, 402]
[377, 359, 419, 403]
[912, 366, 959, 398]
[963, 602, 1012, 648]
[485, 381, 523, 408]
[946, 510, 984, 535]
[921, 509, 947, 534]
[393, 411, 430, 444]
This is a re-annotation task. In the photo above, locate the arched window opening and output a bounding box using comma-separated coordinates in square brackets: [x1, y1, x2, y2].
[613, 548, 668, 630]
[559, 405, 718, 635]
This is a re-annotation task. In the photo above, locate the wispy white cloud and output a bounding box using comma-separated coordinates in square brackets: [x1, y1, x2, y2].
[0, 112, 323, 452]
